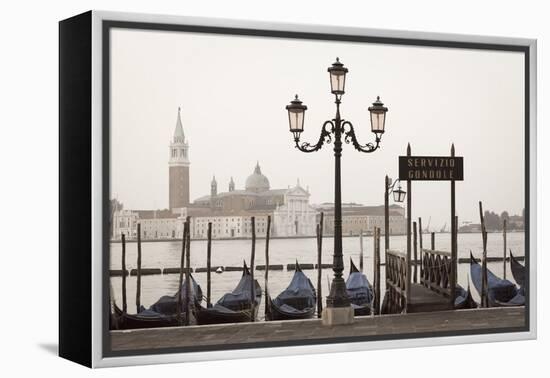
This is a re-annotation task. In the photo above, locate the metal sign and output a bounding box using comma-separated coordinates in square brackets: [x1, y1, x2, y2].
[399, 156, 464, 181]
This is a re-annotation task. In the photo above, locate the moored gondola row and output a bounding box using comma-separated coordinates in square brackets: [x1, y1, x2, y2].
[467, 201, 525, 308]
[111, 213, 380, 329]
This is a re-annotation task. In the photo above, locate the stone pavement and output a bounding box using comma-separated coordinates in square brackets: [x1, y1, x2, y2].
[110, 307, 525, 352]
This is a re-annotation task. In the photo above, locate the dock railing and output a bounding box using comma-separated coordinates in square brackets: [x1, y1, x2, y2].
[420, 249, 452, 298]
[385, 249, 409, 313]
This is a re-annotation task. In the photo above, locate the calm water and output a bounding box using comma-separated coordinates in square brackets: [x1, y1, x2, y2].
[110, 232, 525, 318]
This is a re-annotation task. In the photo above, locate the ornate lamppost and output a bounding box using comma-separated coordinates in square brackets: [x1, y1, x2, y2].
[286, 58, 389, 324]
[384, 176, 406, 250]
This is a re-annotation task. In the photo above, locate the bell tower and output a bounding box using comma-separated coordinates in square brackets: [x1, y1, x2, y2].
[169, 107, 190, 210]
[211, 176, 218, 197]
[210, 176, 217, 209]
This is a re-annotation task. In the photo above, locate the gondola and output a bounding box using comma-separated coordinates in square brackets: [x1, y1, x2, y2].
[148, 275, 203, 315]
[112, 275, 203, 330]
[454, 284, 477, 309]
[113, 303, 181, 329]
[346, 258, 373, 316]
[509, 251, 526, 288]
[195, 261, 262, 325]
[470, 252, 524, 307]
[265, 261, 316, 321]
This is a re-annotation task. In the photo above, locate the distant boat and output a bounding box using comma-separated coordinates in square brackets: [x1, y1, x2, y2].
[112, 275, 203, 329]
[469, 253, 524, 307]
[265, 261, 316, 321]
[196, 261, 262, 325]
[346, 258, 373, 316]
[509, 251, 526, 288]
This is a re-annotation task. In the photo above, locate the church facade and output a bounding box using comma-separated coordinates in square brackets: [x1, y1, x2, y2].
[190, 162, 318, 238]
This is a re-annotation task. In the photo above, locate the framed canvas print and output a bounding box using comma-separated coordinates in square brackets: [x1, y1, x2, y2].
[59, 10, 537, 368]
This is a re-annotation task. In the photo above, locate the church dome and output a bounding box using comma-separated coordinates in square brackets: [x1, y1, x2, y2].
[245, 162, 270, 193]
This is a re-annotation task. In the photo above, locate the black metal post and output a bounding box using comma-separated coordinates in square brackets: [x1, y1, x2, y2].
[289, 62, 384, 314]
[326, 98, 349, 308]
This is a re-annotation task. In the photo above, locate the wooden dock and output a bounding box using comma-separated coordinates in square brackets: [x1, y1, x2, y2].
[110, 307, 525, 352]
[407, 284, 453, 313]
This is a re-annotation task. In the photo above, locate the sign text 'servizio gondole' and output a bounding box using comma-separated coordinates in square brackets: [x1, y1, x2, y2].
[399, 156, 464, 181]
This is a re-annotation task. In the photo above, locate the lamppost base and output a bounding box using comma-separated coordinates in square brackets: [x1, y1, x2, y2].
[321, 305, 354, 326]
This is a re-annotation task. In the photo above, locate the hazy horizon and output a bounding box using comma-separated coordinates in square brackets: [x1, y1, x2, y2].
[110, 28, 525, 229]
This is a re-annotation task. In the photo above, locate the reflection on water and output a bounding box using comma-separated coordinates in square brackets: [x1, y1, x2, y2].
[110, 232, 525, 319]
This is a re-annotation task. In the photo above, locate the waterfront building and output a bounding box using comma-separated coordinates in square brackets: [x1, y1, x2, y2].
[137, 209, 186, 239]
[272, 182, 317, 237]
[111, 209, 139, 240]
[190, 214, 271, 239]
[315, 203, 406, 236]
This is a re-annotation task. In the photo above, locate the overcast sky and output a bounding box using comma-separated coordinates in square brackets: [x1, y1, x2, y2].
[110, 28, 525, 229]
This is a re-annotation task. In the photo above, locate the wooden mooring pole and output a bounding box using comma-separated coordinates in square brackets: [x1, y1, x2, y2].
[418, 217, 423, 279]
[374, 227, 381, 315]
[479, 202, 489, 308]
[250, 216, 256, 322]
[453, 214, 458, 306]
[413, 222, 418, 283]
[372, 226, 385, 315]
[121, 233, 127, 314]
[503, 219, 507, 280]
[177, 221, 187, 324]
[264, 215, 271, 317]
[316, 212, 324, 318]
[431, 232, 435, 250]
[135, 223, 142, 313]
[206, 222, 212, 307]
[359, 229, 364, 272]
[184, 216, 191, 326]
